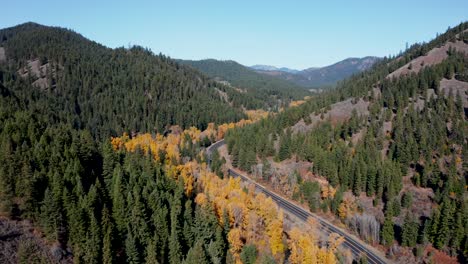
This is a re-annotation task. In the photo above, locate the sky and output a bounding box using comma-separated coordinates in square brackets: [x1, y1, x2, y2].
[2, 0, 467, 69]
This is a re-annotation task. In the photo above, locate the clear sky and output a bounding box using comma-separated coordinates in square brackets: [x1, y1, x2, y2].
[2, 0, 467, 69]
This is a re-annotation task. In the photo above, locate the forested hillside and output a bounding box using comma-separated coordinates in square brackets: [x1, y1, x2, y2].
[0, 22, 244, 263]
[179, 59, 311, 110]
[2, 20, 467, 264]
[0, 22, 252, 139]
[253, 57, 380, 88]
[0, 22, 337, 264]
[225, 22, 468, 262]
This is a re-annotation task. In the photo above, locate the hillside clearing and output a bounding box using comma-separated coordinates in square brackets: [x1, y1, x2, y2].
[387, 41, 468, 79]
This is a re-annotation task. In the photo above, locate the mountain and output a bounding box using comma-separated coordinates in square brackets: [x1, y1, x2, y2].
[250, 64, 300, 74]
[0, 22, 272, 264]
[298, 56, 381, 87]
[178, 59, 311, 109]
[0, 22, 256, 138]
[254, 56, 381, 88]
[225, 22, 468, 262]
[0, 23, 335, 264]
[1, 20, 467, 264]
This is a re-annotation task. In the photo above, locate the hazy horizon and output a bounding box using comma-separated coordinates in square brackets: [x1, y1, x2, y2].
[2, 0, 467, 69]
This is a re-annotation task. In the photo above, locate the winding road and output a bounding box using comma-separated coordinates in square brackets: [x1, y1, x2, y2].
[207, 139, 389, 264]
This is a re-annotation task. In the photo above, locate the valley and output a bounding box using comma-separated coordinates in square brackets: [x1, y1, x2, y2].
[0, 6, 467, 264]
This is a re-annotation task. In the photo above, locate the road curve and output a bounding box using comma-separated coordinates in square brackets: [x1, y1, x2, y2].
[207, 139, 389, 264]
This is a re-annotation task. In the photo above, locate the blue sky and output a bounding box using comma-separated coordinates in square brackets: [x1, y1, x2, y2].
[2, 0, 467, 69]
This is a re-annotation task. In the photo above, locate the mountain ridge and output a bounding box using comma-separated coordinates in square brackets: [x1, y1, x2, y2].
[0, 22, 252, 137]
[250, 64, 301, 73]
[252, 56, 381, 88]
[178, 58, 311, 110]
[224, 21, 468, 263]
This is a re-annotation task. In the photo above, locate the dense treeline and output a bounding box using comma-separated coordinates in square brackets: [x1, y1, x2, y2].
[179, 59, 311, 110]
[225, 22, 468, 259]
[0, 85, 233, 263]
[0, 20, 466, 263]
[0, 22, 248, 140]
[0, 22, 245, 263]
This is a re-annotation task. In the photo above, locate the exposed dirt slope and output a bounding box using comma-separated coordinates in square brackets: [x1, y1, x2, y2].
[440, 77, 468, 107]
[0, 47, 5, 62]
[292, 98, 369, 134]
[17, 59, 57, 89]
[0, 217, 70, 263]
[387, 41, 468, 79]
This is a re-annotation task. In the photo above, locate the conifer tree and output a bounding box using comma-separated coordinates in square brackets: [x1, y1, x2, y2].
[401, 213, 418, 247]
[145, 238, 159, 264]
[183, 240, 208, 264]
[125, 231, 141, 264]
[381, 211, 394, 246]
[101, 207, 114, 264]
[435, 199, 453, 249]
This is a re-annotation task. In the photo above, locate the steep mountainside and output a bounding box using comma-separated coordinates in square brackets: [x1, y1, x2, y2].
[225, 22, 468, 262]
[0, 23, 337, 264]
[255, 56, 380, 88]
[178, 59, 311, 110]
[0, 22, 291, 264]
[0, 22, 252, 139]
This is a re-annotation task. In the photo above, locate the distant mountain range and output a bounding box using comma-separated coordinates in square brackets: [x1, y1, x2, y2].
[179, 56, 380, 97]
[250, 56, 381, 88]
[178, 59, 311, 108]
[250, 65, 301, 74]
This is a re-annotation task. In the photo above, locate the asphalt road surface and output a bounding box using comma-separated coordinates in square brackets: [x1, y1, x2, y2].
[207, 139, 389, 264]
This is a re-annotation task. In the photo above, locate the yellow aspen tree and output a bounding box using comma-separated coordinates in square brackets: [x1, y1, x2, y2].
[327, 233, 344, 252]
[195, 193, 207, 206]
[267, 210, 285, 257]
[227, 228, 243, 258]
[288, 229, 302, 264]
[321, 185, 330, 199]
[337, 197, 356, 220]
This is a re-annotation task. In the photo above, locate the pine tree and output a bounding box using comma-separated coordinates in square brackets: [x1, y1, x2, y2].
[262, 158, 271, 180]
[429, 207, 441, 244]
[145, 238, 160, 264]
[183, 200, 194, 248]
[40, 188, 60, 241]
[392, 198, 401, 217]
[448, 211, 464, 252]
[278, 133, 291, 161]
[353, 162, 362, 196]
[231, 146, 239, 168]
[329, 167, 339, 187]
[435, 199, 453, 249]
[381, 211, 394, 246]
[240, 244, 257, 264]
[111, 165, 127, 235]
[169, 218, 182, 264]
[125, 231, 141, 264]
[206, 226, 226, 264]
[244, 148, 256, 173]
[102, 140, 116, 191]
[183, 240, 208, 264]
[366, 168, 376, 196]
[401, 192, 413, 208]
[401, 213, 418, 247]
[101, 207, 114, 264]
[84, 212, 102, 264]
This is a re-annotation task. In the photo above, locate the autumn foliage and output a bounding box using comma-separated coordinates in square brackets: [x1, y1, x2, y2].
[197, 168, 286, 262]
[196, 167, 340, 263]
[111, 118, 340, 263]
[288, 218, 342, 264]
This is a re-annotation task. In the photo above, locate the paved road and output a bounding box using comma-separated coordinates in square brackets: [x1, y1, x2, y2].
[207, 139, 389, 264]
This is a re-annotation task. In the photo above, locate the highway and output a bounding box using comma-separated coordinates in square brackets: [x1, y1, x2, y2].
[207, 139, 389, 264]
